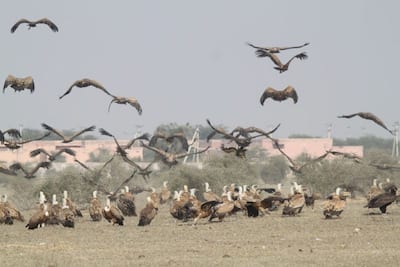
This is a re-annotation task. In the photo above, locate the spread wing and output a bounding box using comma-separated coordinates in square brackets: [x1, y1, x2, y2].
[140, 141, 170, 158]
[36, 18, 58, 32]
[24, 76, 35, 92]
[278, 42, 310, 51]
[30, 148, 50, 157]
[206, 119, 234, 140]
[41, 123, 66, 139]
[174, 146, 210, 159]
[126, 98, 143, 115]
[99, 128, 127, 156]
[337, 113, 358, 119]
[10, 19, 31, 33]
[123, 133, 151, 149]
[166, 134, 189, 151]
[69, 125, 96, 140]
[60, 79, 112, 99]
[260, 87, 277, 105]
[283, 86, 298, 103]
[273, 139, 297, 168]
[55, 148, 76, 158]
[3, 128, 21, 139]
[74, 158, 91, 170]
[358, 112, 393, 135]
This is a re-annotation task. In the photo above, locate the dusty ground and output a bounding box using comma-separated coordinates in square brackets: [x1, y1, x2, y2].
[1, 197, 400, 267]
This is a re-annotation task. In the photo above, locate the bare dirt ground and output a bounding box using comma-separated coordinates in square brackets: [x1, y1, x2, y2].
[1, 197, 400, 267]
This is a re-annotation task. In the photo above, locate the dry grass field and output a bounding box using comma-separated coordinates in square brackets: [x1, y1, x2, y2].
[1, 196, 400, 267]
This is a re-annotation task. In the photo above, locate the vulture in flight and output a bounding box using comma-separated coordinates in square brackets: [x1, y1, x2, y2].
[30, 148, 76, 162]
[260, 86, 298, 105]
[108, 96, 143, 115]
[256, 50, 308, 73]
[337, 112, 394, 135]
[59, 79, 113, 99]
[41, 123, 96, 143]
[10, 18, 58, 33]
[3, 75, 34, 93]
[247, 42, 309, 54]
[149, 132, 190, 152]
[9, 161, 51, 179]
[2, 132, 51, 150]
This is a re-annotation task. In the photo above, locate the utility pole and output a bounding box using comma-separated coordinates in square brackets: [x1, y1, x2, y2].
[183, 128, 200, 164]
[327, 123, 332, 139]
[392, 121, 399, 158]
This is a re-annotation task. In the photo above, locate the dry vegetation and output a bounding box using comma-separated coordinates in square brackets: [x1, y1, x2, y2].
[1, 153, 400, 266]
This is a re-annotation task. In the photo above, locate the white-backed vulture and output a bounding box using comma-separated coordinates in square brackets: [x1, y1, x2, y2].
[89, 191, 102, 221]
[26, 204, 49, 230]
[160, 181, 171, 204]
[138, 196, 159, 226]
[102, 197, 124, 225]
[11, 18, 58, 33]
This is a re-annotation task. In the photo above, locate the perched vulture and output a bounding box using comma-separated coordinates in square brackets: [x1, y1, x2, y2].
[3, 75, 34, 93]
[247, 42, 309, 54]
[89, 191, 102, 221]
[337, 112, 394, 135]
[42, 123, 96, 143]
[26, 204, 49, 230]
[59, 79, 112, 99]
[117, 186, 137, 217]
[11, 18, 58, 33]
[364, 184, 398, 214]
[260, 86, 298, 105]
[138, 196, 159, 226]
[102, 197, 124, 226]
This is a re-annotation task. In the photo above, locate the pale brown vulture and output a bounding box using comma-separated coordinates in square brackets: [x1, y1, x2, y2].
[3, 75, 34, 93]
[108, 96, 142, 115]
[59, 79, 113, 99]
[256, 50, 308, 73]
[42, 123, 96, 143]
[260, 86, 298, 105]
[247, 42, 309, 54]
[337, 112, 394, 135]
[30, 148, 76, 161]
[9, 161, 51, 179]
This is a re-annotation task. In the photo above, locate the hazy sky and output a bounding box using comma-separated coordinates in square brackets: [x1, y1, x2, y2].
[1, 1, 399, 140]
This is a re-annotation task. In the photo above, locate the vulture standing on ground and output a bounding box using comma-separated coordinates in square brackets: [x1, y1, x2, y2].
[160, 181, 171, 204]
[364, 184, 398, 214]
[260, 86, 298, 105]
[102, 197, 124, 225]
[247, 42, 310, 54]
[3, 75, 35, 93]
[138, 196, 159, 226]
[42, 123, 96, 143]
[11, 18, 58, 33]
[0, 195, 24, 222]
[59, 78, 113, 99]
[323, 187, 351, 219]
[26, 204, 49, 230]
[117, 186, 137, 217]
[89, 191, 102, 221]
[63, 191, 83, 217]
[337, 112, 394, 135]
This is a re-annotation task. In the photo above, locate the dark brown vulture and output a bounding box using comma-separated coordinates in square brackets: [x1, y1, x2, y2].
[42, 123, 96, 143]
[3, 131, 50, 150]
[247, 42, 309, 54]
[337, 112, 394, 135]
[138, 196, 159, 226]
[59, 78, 113, 99]
[89, 191, 102, 222]
[220, 144, 247, 159]
[364, 185, 398, 214]
[102, 197, 124, 226]
[11, 18, 58, 33]
[3, 75, 34, 93]
[30, 148, 76, 161]
[260, 86, 298, 105]
[255, 50, 308, 73]
[149, 132, 190, 152]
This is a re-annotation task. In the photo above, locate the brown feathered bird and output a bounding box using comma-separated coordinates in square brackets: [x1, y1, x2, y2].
[11, 18, 58, 33]
[9, 161, 51, 178]
[3, 75, 34, 93]
[25, 204, 49, 230]
[89, 191, 102, 221]
[337, 112, 394, 135]
[59, 78, 113, 99]
[364, 184, 398, 214]
[247, 42, 310, 54]
[3, 131, 50, 150]
[42, 123, 96, 143]
[149, 132, 190, 152]
[108, 96, 142, 115]
[117, 186, 137, 217]
[255, 50, 308, 73]
[260, 86, 298, 105]
[30, 148, 76, 161]
[102, 197, 124, 225]
[138, 196, 159, 226]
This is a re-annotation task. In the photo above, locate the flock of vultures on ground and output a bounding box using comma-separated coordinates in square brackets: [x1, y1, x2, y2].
[0, 18, 397, 230]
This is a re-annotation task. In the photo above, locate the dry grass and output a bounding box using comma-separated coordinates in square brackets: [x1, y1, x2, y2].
[1, 196, 400, 267]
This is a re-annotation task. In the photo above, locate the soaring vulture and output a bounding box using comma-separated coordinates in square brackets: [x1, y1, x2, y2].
[3, 75, 34, 93]
[59, 79, 113, 99]
[247, 42, 309, 54]
[9, 161, 51, 178]
[255, 50, 308, 73]
[30, 148, 76, 161]
[108, 96, 142, 115]
[260, 86, 298, 105]
[11, 18, 58, 33]
[149, 132, 190, 152]
[220, 144, 247, 159]
[3, 131, 50, 150]
[337, 112, 394, 135]
[42, 123, 96, 143]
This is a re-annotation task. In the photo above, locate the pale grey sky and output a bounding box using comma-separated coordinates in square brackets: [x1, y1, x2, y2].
[1, 0, 399, 139]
